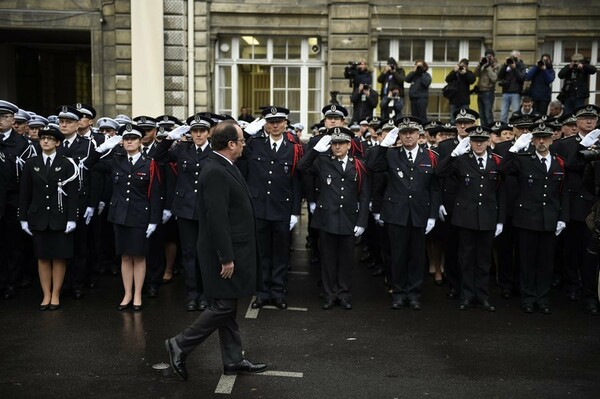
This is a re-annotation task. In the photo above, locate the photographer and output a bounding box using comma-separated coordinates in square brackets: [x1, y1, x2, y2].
[558, 53, 598, 115]
[444, 58, 476, 124]
[475, 49, 500, 127]
[525, 53, 555, 115]
[497, 50, 526, 123]
[377, 57, 405, 120]
[346, 59, 373, 123]
[404, 60, 432, 123]
[350, 83, 379, 124]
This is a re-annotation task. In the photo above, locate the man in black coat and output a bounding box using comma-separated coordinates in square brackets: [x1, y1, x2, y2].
[165, 121, 265, 381]
[436, 126, 505, 311]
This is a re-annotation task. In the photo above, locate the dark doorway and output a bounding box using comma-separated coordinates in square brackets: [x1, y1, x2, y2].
[0, 28, 91, 116]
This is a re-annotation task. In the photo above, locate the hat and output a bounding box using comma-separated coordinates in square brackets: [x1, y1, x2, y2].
[186, 114, 214, 130]
[156, 115, 183, 130]
[28, 115, 49, 128]
[14, 109, 31, 123]
[509, 113, 536, 128]
[133, 116, 158, 129]
[571, 53, 584, 62]
[292, 123, 304, 131]
[453, 108, 479, 122]
[118, 122, 145, 138]
[322, 104, 348, 118]
[47, 115, 58, 124]
[261, 106, 289, 121]
[56, 105, 83, 121]
[387, 57, 398, 67]
[74, 103, 96, 119]
[0, 100, 18, 115]
[114, 114, 132, 126]
[349, 123, 360, 131]
[545, 117, 562, 130]
[396, 116, 423, 132]
[38, 125, 65, 142]
[557, 113, 577, 126]
[328, 126, 354, 143]
[490, 121, 512, 134]
[367, 116, 381, 126]
[423, 120, 441, 131]
[466, 125, 492, 141]
[96, 117, 119, 130]
[530, 122, 554, 137]
[379, 119, 396, 131]
[573, 104, 600, 118]
[359, 120, 369, 126]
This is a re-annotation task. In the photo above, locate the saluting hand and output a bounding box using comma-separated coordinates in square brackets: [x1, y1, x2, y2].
[580, 129, 600, 148]
[220, 261, 234, 279]
[379, 128, 399, 147]
[313, 135, 332, 152]
[451, 137, 471, 157]
[509, 133, 532, 153]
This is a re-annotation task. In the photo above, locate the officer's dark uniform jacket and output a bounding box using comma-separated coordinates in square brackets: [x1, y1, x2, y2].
[59, 135, 101, 213]
[435, 137, 461, 214]
[366, 145, 441, 228]
[500, 151, 569, 231]
[0, 129, 35, 205]
[18, 155, 79, 230]
[298, 149, 370, 235]
[95, 150, 162, 228]
[241, 134, 302, 222]
[551, 134, 593, 222]
[436, 150, 506, 231]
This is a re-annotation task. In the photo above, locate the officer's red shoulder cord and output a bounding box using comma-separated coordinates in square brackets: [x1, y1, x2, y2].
[148, 159, 161, 199]
[354, 158, 367, 193]
[286, 132, 303, 176]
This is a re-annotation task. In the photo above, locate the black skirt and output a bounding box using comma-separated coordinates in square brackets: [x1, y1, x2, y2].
[114, 224, 148, 256]
[163, 217, 179, 242]
[33, 229, 74, 259]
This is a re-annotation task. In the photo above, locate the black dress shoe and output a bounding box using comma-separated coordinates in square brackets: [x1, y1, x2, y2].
[251, 298, 267, 309]
[49, 303, 61, 311]
[339, 299, 352, 310]
[39, 303, 50, 311]
[409, 300, 422, 310]
[165, 338, 188, 380]
[322, 299, 335, 310]
[272, 298, 287, 310]
[198, 300, 208, 311]
[147, 287, 159, 298]
[223, 358, 267, 375]
[537, 305, 551, 314]
[372, 267, 384, 277]
[3, 287, 16, 299]
[477, 300, 496, 312]
[458, 301, 471, 311]
[446, 288, 458, 300]
[391, 297, 407, 309]
[584, 303, 599, 316]
[185, 300, 198, 312]
[117, 301, 132, 311]
[501, 289, 511, 299]
[522, 305, 534, 313]
[133, 304, 143, 311]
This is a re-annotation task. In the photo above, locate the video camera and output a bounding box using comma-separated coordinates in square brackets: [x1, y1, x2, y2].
[344, 62, 359, 87]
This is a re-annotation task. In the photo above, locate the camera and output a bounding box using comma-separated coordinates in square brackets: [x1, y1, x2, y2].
[506, 58, 514, 65]
[480, 57, 488, 66]
[537, 60, 545, 68]
[363, 85, 370, 91]
[578, 148, 600, 162]
[344, 61, 359, 87]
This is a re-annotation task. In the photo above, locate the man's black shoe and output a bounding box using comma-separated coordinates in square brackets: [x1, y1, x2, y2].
[3, 286, 16, 299]
[223, 359, 267, 375]
[322, 299, 335, 310]
[185, 300, 198, 312]
[339, 299, 352, 310]
[272, 298, 287, 310]
[458, 300, 471, 311]
[409, 300, 422, 310]
[501, 289, 511, 299]
[251, 298, 267, 309]
[165, 338, 188, 381]
[73, 289, 84, 300]
[584, 303, 599, 316]
[391, 297, 407, 309]
[522, 305, 534, 314]
[537, 305, 551, 314]
[198, 300, 208, 311]
[477, 300, 496, 312]
[567, 291, 578, 301]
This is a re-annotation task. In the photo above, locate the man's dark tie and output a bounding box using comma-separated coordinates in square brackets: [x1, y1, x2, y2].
[541, 157, 547, 172]
[142, 147, 148, 157]
[45, 157, 51, 173]
[272, 142, 278, 157]
[64, 141, 70, 150]
[478, 157, 484, 170]
[339, 159, 345, 171]
[407, 151, 413, 164]
[129, 156, 134, 165]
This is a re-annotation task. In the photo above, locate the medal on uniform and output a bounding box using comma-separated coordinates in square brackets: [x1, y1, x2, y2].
[326, 175, 331, 185]
[55, 166, 61, 171]
[284, 165, 289, 174]
[465, 177, 470, 186]
[34, 167, 40, 172]
[528, 177, 533, 187]
[398, 171, 403, 178]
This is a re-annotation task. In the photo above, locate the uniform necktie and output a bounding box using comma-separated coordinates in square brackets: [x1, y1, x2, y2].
[45, 157, 51, 173]
[142, 147, 148, 157]
[339, 159, 345, 171]
[129, 156, 134, 165]
[541, 157, 548, 172]
[407, 151, 413, 164]
[478, 157, 484, 170]
[64, 141, 70, 149]
[272, 142, 278, 157]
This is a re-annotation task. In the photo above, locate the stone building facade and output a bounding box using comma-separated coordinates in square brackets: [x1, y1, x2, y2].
[0, 0, 599, 127]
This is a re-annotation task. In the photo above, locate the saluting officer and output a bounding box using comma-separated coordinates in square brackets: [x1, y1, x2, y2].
[366, 117, 441, 310]
[19, 126, 79, 310]
[298, 127, 370, 310]
[242, 106, 303, 310]
[500, 123, 568, 314]
[436, 126, 505, 311]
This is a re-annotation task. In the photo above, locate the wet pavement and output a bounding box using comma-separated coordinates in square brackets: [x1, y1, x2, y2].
[1, 213, 599, 398]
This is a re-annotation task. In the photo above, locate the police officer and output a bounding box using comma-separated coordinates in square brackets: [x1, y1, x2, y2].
[436, 126, 505, 311]
[241, 107, 302, 310]
[75, 103, 105, 146]
[298, 127, 370, 310]
[367, 117, 441, 310]
[500, 123, 568, 313]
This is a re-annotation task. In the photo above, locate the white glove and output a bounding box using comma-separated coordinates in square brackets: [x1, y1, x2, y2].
[244, 117, 267, 135]
[20, 221, 33, 236]
[167, 125, 190, 141]
[289, 215, 299, 231]
[509, 133, 532, 153]
[309, 202, 316, 214]
[354, 226, 365, 237]
[313, 135, 332, 153]
[65, 221, 77, 234]
[162, 209, 172, 224]
[555, 221, 566, 236]
[373, 213, 384, 226]
[580, 129, 600, 148]
[96, 134, 122, 153]
[84, 207, 95, 225]
[146, 223, 157, 238]
[494, 223, 504, 237]
[425, 218, 436, 235]
[379, 127, 399, 148]
[451, 137, 471, 157]
[97, 201, 106, 215]
[438, 205, 447, 222]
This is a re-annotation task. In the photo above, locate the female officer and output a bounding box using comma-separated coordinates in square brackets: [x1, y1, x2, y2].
[19, 126, 78, 310]
[95, 122, 162, 310]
